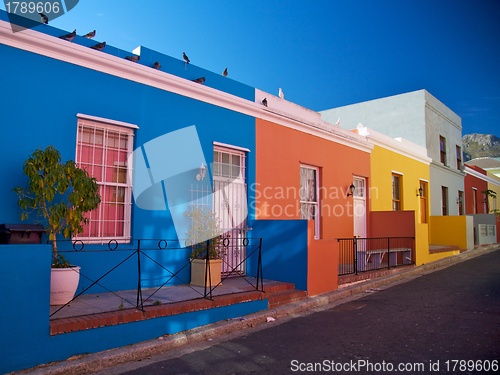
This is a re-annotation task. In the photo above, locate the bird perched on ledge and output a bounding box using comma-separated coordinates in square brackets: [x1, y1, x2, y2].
[222, 67, 228, 77]
[278, 88, 284, 99]
[91, 41, 106, 51]
[183, 52, 190, 64]
[83, 30, 96, 39]
[39, 13, 48, 24]
[192, 77, 205, 84]
[262, 98, 268, 107]
[125, 55, 140, 63]
[59, 29, 76, 42]
[153, 61, 161, 69]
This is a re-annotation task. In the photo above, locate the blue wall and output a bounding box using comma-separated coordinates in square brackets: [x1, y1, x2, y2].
[0, 43, 255, 240]
[251, 220, 308, 291]
[0, 243, 268, 373]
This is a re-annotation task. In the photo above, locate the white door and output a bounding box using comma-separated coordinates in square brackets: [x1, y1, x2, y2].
[353, 176, 367, 238]
[213, 147, 248, 275]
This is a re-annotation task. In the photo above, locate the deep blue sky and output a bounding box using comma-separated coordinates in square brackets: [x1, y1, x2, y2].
[2, 0, 499, 136]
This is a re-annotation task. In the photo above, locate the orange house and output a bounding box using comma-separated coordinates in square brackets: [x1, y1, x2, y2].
[254, 90, 372, 296]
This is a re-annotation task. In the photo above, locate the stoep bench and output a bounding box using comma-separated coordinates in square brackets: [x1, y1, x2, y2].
[357, 248, 412, 271]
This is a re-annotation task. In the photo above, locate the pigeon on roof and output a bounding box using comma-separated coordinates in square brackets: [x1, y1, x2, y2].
[125, 55, 140, 62]
[153, 61, 161, 69]
[91, 41, 106, 51]
[278, 88, 284, 99]
[262, 98, 268, 107]
[183, 52, 190, 64]
[222, 67, 228, 77]
[83, 30, 96, 39]
[192, 77, 205, 84]
[59, 29, 76, 42]
[39, 13, 48, 24]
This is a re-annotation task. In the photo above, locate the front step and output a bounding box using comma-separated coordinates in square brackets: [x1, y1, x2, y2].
[267, 289, 308, 308]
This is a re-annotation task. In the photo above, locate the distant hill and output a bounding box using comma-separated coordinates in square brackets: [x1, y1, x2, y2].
[462, 133, 500, 161]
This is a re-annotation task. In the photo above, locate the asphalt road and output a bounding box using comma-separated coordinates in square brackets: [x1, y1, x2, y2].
[100, 250, 500, 374]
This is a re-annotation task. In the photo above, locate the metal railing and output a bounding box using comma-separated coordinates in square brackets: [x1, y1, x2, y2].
[50, 237, 263, 317]
[337, 237, 415, 276]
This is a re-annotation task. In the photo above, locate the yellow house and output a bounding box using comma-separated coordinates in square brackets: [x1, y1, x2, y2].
[486, 171, 500, 214]
[357, 125, 459, 265]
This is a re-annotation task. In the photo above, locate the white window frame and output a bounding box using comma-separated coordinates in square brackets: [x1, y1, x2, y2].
[75, 115, 135, 243]
[300, 165, 320, 239]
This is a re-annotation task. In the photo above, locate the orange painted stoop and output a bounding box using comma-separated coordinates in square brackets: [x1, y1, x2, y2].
[265, 282, 308, 308]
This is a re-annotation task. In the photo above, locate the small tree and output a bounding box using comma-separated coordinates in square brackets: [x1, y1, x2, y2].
[483, 189, 498, 214]
[14, 146, 101, 267]
[185, 206, 227, 260]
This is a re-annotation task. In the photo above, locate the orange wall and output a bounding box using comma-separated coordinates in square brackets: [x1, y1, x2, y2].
[370, 211, 416, 237]
[255, 119, 371, 239]
[307, 221, 339, 296]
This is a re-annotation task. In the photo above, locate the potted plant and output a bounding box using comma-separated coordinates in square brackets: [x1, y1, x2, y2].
[185, 207, 227, 287]
[14, 146, 101, 305]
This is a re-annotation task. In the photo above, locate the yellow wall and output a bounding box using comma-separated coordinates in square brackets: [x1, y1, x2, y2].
[370, 144, 430, 219]
[429, 215, 473, 250]
[486, 171, 500, 213]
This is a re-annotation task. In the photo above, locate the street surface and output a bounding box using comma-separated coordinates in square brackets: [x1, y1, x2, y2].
[99, 249, 500, 374]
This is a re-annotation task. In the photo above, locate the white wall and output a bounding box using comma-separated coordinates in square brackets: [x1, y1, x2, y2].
[320, 90, 427, 148]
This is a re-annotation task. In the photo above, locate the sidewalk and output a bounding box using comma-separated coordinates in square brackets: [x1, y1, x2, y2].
[15, 244, 500, 375]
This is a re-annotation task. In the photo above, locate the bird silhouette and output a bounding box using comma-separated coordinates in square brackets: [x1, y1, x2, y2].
[39, 13, 48, 24]
[278, 88, 284, 99]
[183, 52, 190, 64]
[153, 61, 161, 69]
[83, 30, 96, 39]
[262, 98, 268, 107]
[91, 41, 106, 51]
[192, 77, 205, 84]
[222, 68, 228, 77]
[59, 29, 76, 42]
[125, 55, 140, 62]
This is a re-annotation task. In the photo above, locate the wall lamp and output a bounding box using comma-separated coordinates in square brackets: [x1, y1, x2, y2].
[416, 187, 424, 197]
[347, 183, 356, 197]
[196, 162, 207, 181]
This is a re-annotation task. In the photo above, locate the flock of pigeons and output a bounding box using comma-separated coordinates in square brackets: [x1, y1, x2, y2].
[43, 12, 283, 101]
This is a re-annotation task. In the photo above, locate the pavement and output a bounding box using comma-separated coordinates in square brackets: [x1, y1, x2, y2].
[14, 244, 500, 375]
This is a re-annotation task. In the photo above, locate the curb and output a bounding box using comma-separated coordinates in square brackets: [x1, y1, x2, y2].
[14, 245, 499, 375]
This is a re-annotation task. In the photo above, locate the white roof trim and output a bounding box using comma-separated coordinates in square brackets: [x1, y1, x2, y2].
[357, 125, 431, 165]
[465, 166, 500, 187]
[77, 113, 139, 129]
[0, 19, 372, 153]
[213, 141, 250, 153]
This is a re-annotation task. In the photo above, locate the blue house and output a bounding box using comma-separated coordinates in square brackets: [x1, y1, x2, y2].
[0, 11, 309, 373]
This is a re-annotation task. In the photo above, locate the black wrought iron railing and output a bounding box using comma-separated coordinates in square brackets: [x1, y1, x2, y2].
[50, 237, 263, 317]
[337, 237, 415, 276]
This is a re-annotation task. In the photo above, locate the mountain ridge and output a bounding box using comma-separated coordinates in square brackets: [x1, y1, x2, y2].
[462, 133, 500, 161]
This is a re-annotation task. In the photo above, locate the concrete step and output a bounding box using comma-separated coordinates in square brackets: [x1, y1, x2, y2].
[267, 289, 308, 308]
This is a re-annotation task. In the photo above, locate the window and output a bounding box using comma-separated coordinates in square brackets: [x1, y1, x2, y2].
[75, 117, 135, 241]
[392, 173, 402, 211]
[419, 181, 427, 223]
[300, 165, 320, 239]
[213, 147, 246, 182]
[456, 145, 462, 171]
[458, 190, 464, 215]
[439, 136, 447, 165]
[441, 186, 448, 216]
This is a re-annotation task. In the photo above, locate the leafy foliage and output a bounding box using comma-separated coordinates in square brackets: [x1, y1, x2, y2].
[13, 146, 101, 267]
[185, 207, 227, 260]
